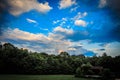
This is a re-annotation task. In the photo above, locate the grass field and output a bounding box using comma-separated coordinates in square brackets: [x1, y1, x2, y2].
[0, 75, 99, 80]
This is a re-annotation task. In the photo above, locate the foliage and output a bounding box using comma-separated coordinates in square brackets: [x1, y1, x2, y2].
[81, 62, 93, 75]
[101, 68, 114, 80]
[0, 42, 120, 79]
[75, 67, 83, 77]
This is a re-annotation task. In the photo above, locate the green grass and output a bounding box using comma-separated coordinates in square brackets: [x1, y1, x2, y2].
[0, 75, 99, 80]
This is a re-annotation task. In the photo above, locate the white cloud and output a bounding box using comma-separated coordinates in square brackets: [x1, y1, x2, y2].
[72, 12, 87, 20]
[48, 26, 74, 41]
[48, 32, 65, 40]
[68, 47, 76, 50]
[60, 21, 66, 26]
[1, 28, 72, 54]
[0, 27, 97, 56]
[67, 44, 94, 55]
[7, 0, 52, 16]
[1, 28, 97, 56]
[26, 18, 37, 24]
[53, 17, 68, 26]
[104, 42, 120, 57]
[53, 26, 74, 34]
[74, 20, 87, 27]
[39, 28, 49, 31]
[53, 20, 60, 24]
[99, 0, 107, 8]
[62, 18, 67, 21]
[83, 12, 87, 17]
[70, 6, 79, 12]
[59, 0, 76, 9]
[3, 28, 49, 41]
[91, 42, 120, 57]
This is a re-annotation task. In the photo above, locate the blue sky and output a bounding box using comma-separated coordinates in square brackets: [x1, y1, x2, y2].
[0, 0, 120, 57]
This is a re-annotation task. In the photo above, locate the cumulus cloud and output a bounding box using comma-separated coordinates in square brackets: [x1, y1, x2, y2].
[73, 12, 88, 27]
[67, 45, 95, 56]
[1, 28, 72, 54]
[59, 0, 76, 9]
[104, 42, 120, 57]
[64, 31, 89, 42]
[67, 45, 84, 55]
[91, 42, 120, 57]
[2, 28, 49, 41]
[48, 26, 74, 40]
[53, 26, 73, 34]
[0, 0, 52, 16]
[74, 20, 87, 27]
[0, 28, 95, 56]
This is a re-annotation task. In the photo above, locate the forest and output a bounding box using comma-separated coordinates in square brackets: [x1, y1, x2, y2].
[0, 43, 120, 79]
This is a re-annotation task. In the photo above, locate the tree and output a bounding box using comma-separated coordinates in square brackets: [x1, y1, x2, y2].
[101, 68, 113, 80]
[3, 43, 16, 50]
[102, 52, 107, 57]
[75, 67, 83, 77]
[60, 61, 73, 74]
[0, 42, 2, 49]
[81, 62, 93, 75]
[0, 42, 120, 77]
[59, 52, 70, 58]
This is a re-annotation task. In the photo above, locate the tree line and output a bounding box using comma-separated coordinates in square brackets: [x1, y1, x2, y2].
[0, 43, 120, 78]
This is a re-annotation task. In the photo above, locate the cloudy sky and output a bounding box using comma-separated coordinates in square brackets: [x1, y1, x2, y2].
[0, 0, 120, 57]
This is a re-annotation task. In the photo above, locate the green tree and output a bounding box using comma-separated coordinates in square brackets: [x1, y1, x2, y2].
[101, 68, 113, 80]
[59, 52, 70, 58]
[75, 67, 83, 77]
[81, 62, 93, 75]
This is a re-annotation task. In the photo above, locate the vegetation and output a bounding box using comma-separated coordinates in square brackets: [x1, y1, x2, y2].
[0, 43, 120, 79]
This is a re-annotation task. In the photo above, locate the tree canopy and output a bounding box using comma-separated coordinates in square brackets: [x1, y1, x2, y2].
[0, 42, 120, 78]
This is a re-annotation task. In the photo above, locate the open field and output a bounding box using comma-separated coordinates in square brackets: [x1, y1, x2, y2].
[0, 75, 99, 80]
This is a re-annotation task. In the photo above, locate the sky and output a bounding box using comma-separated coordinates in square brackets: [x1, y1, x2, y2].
[0, 0, 120, 57]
